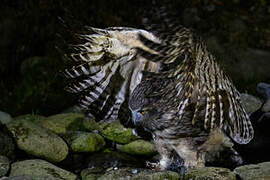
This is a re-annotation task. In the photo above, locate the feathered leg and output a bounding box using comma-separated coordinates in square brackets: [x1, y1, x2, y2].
[173, 138, 205, 169]
[148, 137, 174, 171]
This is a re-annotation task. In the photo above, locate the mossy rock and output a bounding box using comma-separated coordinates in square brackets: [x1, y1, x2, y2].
[0, 126, 15, 158]
[240, 93, 262, 114]
[98, 168, 180, 180]
[234, 162, 270, 180]
[83, 118, 101, 132]
[9, 159, 77, 180]
[81, 167, 104, 180]
[0, 111, 13, 125]
[86, 151, 145, 170]
[183, 167, 236, 180]
[14, 114, 45, 124]
[0, 155, 10, 177]
[6, 119, 68, 162]
[63, 131, 105, 153]
[40, 113, 85, 134]
[100, 121, 138, 144]
[117, 140, 157, 156]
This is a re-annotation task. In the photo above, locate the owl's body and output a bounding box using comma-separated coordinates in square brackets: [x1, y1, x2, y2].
[62, 15, 254, 170]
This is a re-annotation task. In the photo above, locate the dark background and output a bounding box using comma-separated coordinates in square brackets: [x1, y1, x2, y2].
[0, 0, 269, 117]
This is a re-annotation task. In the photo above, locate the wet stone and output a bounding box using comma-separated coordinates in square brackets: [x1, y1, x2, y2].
[257, 82, 270, 100]
[40, 113, 85, 134]
[97, 167, 180, 180]
[234, 161, 270, 180]
[1, 175, 33, 180]
[240, 93, 262, 114]
[0, 125, 15, 158]
[14, 114, 45, 124]
[63, 131, 105, 153]
[6, 119, 68, 162]
[9, 159, 77, 180]
[81, 167, 104, 180]
[86, 151, 145, 170]
[117, 140, 157, 156]
[0, 156, 10, 177]
[0, 111, 12, 125]
[100, 121, 138, 144]
[183, 167, 236, 180]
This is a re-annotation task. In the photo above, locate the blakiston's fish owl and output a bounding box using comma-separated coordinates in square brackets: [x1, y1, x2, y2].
[61, 10, 254, 170]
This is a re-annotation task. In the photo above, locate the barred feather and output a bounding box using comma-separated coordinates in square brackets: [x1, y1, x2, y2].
[135, 23, 253, 144]
[62, 9, 253, 144]
[62, 27, 161, 121]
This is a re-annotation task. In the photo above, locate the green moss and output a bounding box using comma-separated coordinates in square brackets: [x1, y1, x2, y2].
[98, 168, 180, 180]
[64, 131, 105, 153]
[10, 159, 77, 179]
[117, 140, 157, 156]
[14, 114, 45, 124]
[234, 162, 270, 180]
[100, 121, 138, 144]
[183, 167, 236, 180]
[8, 121, 30, 142]
[71, 132, 105, 152]
[81, 167, 104, 180]
[44, 167, 66, 180]
[40, 113, 85, 134]
[7, 119, 68, 162]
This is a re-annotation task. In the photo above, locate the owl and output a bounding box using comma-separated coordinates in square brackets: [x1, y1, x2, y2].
[61, 8, 254, 171]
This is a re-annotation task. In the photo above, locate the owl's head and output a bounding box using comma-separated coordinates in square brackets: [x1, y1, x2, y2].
[129, 80, 160, 129]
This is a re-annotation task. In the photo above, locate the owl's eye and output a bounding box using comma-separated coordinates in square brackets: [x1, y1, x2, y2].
[139, 110, 146, 115]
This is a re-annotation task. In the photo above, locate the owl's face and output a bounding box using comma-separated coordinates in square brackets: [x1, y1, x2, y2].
[129, 81, 160, 130]
[130, 106, 158, 127]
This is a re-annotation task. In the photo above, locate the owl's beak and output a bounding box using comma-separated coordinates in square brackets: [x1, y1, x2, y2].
[132, 110, 143, 126]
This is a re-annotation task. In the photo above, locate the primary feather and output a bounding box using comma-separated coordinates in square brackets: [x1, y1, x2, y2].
[60, 6, 255, 171]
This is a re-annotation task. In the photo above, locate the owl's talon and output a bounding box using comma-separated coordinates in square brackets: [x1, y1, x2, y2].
[146, 161, 161, 171]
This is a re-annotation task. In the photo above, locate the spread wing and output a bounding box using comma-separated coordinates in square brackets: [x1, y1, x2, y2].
[61, 26, 162, 123]
[135, 12, 254, 144]
[61, 6, 253, 144]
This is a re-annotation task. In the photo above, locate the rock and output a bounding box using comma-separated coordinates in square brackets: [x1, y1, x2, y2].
[40, 113, 85, 134]
[257, 82, 270, 112]
[6, 119, 68, 162]
[83, 118, 101, 132]
[63, 131, 105, 153]
[97, 168, 180, 180]
[240, 93, 262, 114]
[262, 100, 270, 112]
[14, 114, 45, 124]
[183, 167, 236, 180]
[205, 146, 243, 169]
[221, 48, 270, 94]
[81, 167, 104, 180]
[1, 175, 33, 180]
[234, 161, 270, 180]
[0, 111, 12, 125]
[0, 125, 15, 158]
[257, 82, 270, 100]
[100, 121, 138, 144]
[117, 140, 157, 156]
[9, 159, 77, 180]
[0, 156, 10, 177]
[86, 151, 145, 170]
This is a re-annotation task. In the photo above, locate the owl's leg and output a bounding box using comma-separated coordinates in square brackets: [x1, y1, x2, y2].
[150, 137, 174, 171]
[173, 138, 205, 169]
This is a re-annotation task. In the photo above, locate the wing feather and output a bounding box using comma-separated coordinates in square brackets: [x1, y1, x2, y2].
[62, 5, 253, 144]
[62, 27, 162, 122]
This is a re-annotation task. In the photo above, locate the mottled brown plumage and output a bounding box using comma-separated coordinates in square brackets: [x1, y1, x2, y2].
[62, 10, 254, 170]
